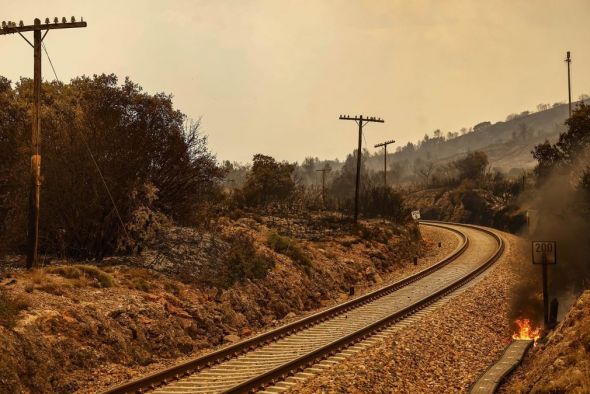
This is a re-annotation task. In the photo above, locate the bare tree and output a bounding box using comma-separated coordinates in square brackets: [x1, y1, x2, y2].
[414, 158, 435, 186]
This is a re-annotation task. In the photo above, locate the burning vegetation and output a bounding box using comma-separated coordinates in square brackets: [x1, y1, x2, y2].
[511, 318, 541, 343]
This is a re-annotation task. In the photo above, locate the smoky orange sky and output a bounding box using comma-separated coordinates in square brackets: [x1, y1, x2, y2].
[1, 0, 589, 163]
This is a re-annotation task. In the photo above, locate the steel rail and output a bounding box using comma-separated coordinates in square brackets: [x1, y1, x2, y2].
[224, 222, 504, 393]
[102, 222, 472, 394]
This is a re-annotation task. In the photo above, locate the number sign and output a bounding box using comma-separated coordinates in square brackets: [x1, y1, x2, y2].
[532, 241, 557, 264]
[411, 210, 421, 220]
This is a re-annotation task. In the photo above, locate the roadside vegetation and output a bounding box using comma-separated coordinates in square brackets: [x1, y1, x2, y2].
[266, 230, 313, 274]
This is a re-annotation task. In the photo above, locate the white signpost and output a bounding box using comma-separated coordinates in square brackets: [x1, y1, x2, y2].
[532, 240, 557, 327]
[532, 241, 557, 265]
[411, 210, 421, 220]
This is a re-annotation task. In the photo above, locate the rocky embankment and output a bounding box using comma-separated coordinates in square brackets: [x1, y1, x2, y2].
[499, 290, 590, 393]
[0, 215, 450, 393]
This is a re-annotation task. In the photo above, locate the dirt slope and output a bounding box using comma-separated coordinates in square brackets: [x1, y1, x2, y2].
[0, 216, 449, 393]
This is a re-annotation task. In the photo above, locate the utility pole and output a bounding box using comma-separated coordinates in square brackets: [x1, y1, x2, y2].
[339, 115, 384, 222]
[315, 167, 330, 208]
[1, 17, 87, 268]
[565, 51, 572, 118]
[374, 139, 395, 189]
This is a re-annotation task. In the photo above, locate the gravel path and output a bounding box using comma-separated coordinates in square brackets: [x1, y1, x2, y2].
[290, 230, 527, 394]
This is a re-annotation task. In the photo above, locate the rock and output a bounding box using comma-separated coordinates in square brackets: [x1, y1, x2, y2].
[553, 358, 565, 369]
[62, 313, 77, 324]
[240, 327, 252, 337]
[285, 312, 297, 319]
[224, 334, 240, 343]
[138, 316, 153, 325]
[179, 318, 193, 330]
[142, 293, 159, 302]
[164, 302, 192, 319]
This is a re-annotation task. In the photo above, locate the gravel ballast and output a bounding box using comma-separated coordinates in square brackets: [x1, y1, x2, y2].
[290, 231, 528, 394]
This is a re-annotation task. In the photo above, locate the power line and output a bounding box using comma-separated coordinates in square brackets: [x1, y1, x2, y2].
[42, 42, 59, 81]
[40, 35, 131, 244]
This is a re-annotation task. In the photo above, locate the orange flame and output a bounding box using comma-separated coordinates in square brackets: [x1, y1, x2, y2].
[512, 318, 541, 343]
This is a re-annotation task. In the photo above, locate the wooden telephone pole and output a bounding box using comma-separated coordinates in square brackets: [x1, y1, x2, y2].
[565, 51, 572, 118]
[1, 17, 87, 268]
[374, 139, 395, 188]
[315, 167, 330, 208]
[338, 115, 384, 222]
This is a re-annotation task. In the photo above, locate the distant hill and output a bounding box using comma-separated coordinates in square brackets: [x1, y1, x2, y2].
[367, 99, 589, 175]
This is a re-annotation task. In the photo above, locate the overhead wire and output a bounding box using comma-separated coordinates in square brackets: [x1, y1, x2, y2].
[41, 40, 130, 241]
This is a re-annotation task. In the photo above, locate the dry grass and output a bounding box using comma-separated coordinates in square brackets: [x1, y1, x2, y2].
[48, 264, 114, 288]
[0, 289, 28, 328]
[119, 267, 159, 292]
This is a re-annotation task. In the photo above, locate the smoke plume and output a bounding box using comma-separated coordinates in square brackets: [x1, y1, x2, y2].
[510, 148, 590, 326]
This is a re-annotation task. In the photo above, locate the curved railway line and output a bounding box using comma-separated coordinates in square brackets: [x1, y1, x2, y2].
[104, 221, 504, 394]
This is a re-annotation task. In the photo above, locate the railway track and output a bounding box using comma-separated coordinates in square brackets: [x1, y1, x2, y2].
[104, 221, 504, 394]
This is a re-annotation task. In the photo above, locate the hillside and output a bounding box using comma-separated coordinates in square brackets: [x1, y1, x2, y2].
[0, 214, 441, 393]
[367, 99, 589, 174]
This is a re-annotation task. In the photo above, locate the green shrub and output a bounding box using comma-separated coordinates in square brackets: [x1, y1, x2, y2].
[76, 265, 114, 288]
[266, 230, 313, 273]
[164, 281, 181, 296]
[234, 154, 296, 207]
[49, 264, 114, 288]
[213, 232, 275, 288]
[353, 222, 390, 244]
[129, 277, 151, 292]
[48, 266, 82, 279]
[0, 289, 28, 328]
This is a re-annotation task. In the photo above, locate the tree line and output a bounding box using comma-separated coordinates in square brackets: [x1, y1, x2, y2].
[0, 75, 223, 259]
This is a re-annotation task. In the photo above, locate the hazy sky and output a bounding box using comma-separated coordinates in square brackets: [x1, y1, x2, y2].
[2, 0, 589, 163]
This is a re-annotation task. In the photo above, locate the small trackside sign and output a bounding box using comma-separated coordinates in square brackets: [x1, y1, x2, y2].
[411, 210, 421, 220]
[532, 241, 557, 264]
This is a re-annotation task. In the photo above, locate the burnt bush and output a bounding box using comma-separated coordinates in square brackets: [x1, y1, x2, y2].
[210, 232, 275, 288]
[233, 154, 296, 208]
[359, 186, 408, 222]
[0, 289, 28, 328]
[0, 74, 223, 258]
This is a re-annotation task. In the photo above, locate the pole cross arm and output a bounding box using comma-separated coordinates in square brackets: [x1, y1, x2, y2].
[1, 19, 86, 35]
[374, 139, 395, 148]
[339, 115, 384, 123]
